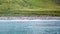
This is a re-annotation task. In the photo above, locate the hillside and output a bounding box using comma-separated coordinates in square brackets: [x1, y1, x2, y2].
[0, 0, 60, 16]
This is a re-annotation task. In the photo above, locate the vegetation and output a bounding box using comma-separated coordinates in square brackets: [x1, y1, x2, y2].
[0, 0, 60, 16]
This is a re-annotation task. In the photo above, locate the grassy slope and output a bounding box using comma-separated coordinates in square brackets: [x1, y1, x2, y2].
[0, 0, 60, 16]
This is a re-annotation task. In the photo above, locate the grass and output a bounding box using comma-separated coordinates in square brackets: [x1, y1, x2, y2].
[0, 0, 60, 16]
[0, 10, 60, 16]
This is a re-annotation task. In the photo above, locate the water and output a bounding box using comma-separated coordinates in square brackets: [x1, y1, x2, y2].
[0, 20, 60, 34]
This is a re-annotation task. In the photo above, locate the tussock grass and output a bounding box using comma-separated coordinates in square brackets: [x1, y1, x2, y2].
[0, 0, 60, 16]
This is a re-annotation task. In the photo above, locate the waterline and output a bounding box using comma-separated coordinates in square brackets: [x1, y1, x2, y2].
[0, 20, 60, 21]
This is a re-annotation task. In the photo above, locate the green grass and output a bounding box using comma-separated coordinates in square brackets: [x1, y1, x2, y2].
[0, 10, 60, 16]
[0, 0, 60, 16]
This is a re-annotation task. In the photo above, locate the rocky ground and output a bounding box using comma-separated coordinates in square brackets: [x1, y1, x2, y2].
[0, 16, 60, 20]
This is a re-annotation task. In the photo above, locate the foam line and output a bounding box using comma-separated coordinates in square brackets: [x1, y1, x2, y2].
[0, 20, 60, 21]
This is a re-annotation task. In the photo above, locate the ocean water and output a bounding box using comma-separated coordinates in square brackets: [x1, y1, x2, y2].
[0, 20, 60, 34]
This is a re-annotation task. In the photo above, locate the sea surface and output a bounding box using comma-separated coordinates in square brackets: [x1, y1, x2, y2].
[0, 20, 60, 34]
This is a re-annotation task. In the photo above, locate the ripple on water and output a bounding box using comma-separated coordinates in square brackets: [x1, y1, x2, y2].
[0, 21, 60, 34]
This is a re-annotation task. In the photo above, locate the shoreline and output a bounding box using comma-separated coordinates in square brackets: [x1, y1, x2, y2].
[0, 16, 60, 20]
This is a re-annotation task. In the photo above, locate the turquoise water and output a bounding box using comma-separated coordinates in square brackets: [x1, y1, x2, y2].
[0, 20, 60, 34]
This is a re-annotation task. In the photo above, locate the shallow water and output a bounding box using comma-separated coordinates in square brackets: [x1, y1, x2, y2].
[0, 20, 60, 34]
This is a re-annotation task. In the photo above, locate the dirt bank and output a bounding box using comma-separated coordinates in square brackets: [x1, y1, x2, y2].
[52, 0, 60, 5]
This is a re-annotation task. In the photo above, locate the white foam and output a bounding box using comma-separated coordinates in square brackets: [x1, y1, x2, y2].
[0, 20, 60, 21]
